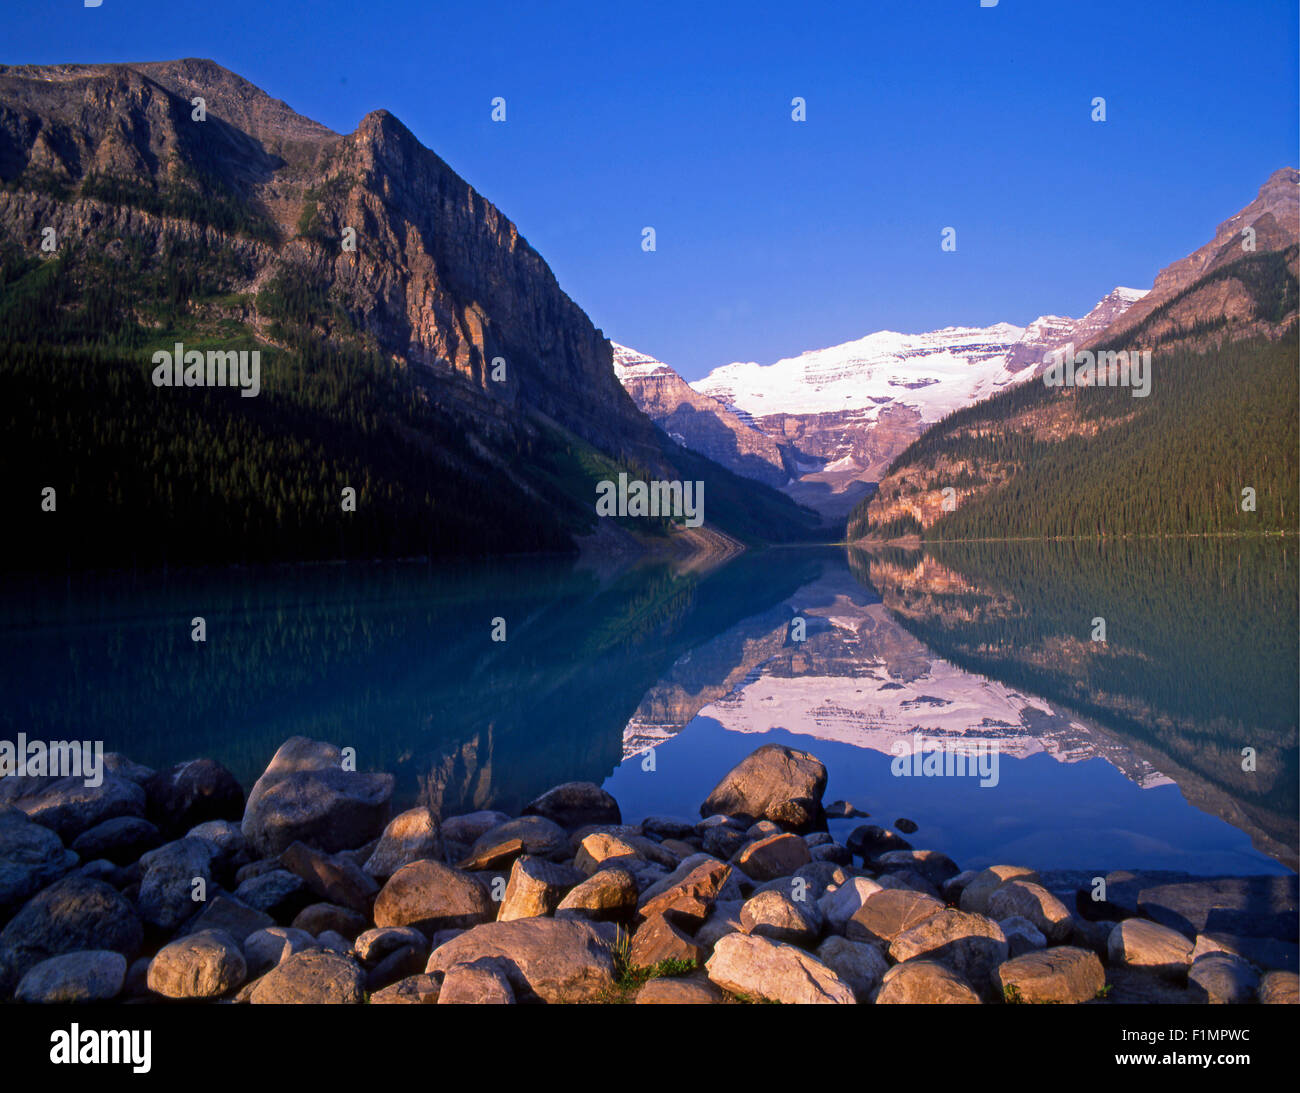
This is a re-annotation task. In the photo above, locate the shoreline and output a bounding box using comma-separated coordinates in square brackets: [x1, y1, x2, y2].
[1, 738, 1295, 1004]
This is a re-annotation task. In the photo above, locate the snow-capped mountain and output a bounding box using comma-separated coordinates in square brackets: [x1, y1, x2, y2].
[612, 289, 1146, 517]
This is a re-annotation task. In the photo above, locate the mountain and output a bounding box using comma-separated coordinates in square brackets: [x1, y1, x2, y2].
[0, 59, 821, 568]
[615, 292, 1145, 520]
[612, 343, 790, 487]
[852, 169, 1300, 541]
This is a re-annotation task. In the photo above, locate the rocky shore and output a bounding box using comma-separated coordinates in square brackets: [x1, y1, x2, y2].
[1, 738, 1296, 1004]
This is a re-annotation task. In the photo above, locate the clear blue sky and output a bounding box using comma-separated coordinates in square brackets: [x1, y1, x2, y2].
[5, 1, 1297, 379]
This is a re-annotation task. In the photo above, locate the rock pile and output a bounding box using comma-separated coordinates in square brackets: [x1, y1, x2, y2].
[0, 738, 1295, 1004]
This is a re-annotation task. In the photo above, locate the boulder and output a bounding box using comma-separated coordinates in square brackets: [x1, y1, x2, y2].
[874, 849, 960, 889]
[1108, 918, 1194, 979]
[232, 868, 310, 922]
[148, 930, 246, 998]
[366, 943, 429, 991]
[461, 816, 568, 870]
[810, 843, 853, 866]
[248, 949, 365, 1004]
[185, 820, 248, 871]
[70, 816, 161, 866]
[701, 825, 746, 860]
[243, 926, 318, 976]
[555, 867, 639, 922]
[638, 858, 733, 927]
[845, 888, 944, 945]
[735, 833, 812, 882]
[740, 889, 823, 946]
[175, 894, 272, 944]
[15, 950, 127, 1003]
[363, 807, 441, 880]
[1259, 970, 1299, 1004]
[440, 811, 510, 858]
[845, 824, 912, 864]
[354, 926, 428, 964]
[574, 832, 643, 875]
[889, 909, 1008, 990]
[438, 957, 516, 1004]
[0, 807, 77, 916]
[291, 902, 369, 940]
[241, 737, 393, 857]
[143, 758, 244, 838]
[523, 782, 621, 829]
[875, 959, 980, 1004]
[814, 935, 888, 1001]
[629, 914, 706, 969]
[498, 855, 582, 921]
[987, 881, 1073, 943]
[426, 919, 618, 1003]
[819, 876, 884, 934]
[894, 817, 918, 834]
[641, 817, 695, 840]
[706, 933, 853, 1003]
[279, 841, 378, 914]
[372, 859, 495, 936]
[699, 744, 827, 833]
[1, 875, 141, 980]
[635, 975, 723, 1004]
[369, 973, 441, 1004]
[996, 946, 1105, 1004]
[1191, 931, 1298, 973]
[875, 869, 941, 900]
[959, 865, 1041, 915]
[1188, 953, 1259, 1004]
[2, 773, 145, 841]
[695, 901, 745, 951]
[999, 915, 1048, 957]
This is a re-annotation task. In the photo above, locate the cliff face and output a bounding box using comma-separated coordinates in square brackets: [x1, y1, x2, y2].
[0, 59, 662, 469]
[612, 344, 790, 487]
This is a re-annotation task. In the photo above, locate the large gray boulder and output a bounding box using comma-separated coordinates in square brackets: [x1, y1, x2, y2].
[522, 782, 621, 829]
[705, 933, 854, 1004]
[147, 930, 247, 999]
[16, 950, 127, 1003]
[363, 807, 441, 880]
[700, 745, 827, 833]
[0, 773, 145, 841]
[996, 946, 1106, 1004]
[241, 737, 393, 857]
[0, 807, 78, 917]
[888, 909, 1008, 992]
[1108, 918, 1195, 979]
[426, 918, 617, 1003]
[875, 959, 981, 1004]
[1, 875, 142, 982]
[372, 860, 495, 936]
[143, 759, 244, 839]
[248, 949, 365, 1004]
[137, 837, 214, 931]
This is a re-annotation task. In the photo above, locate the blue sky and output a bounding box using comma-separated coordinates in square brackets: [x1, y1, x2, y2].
[5, 1, 1297, 379]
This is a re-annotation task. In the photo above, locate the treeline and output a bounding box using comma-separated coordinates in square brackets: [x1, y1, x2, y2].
[850, 330, 1298, 540]
[0, 239, 579, 569]
[850, 538, 1297, 837]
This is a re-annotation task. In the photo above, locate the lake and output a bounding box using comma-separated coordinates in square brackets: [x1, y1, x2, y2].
[1, 540, 1294, 877]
